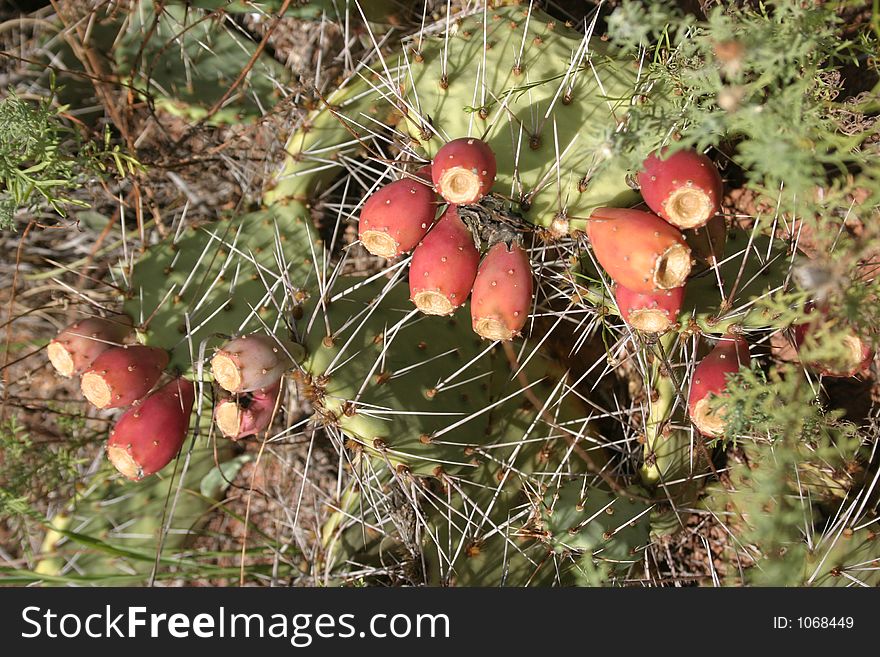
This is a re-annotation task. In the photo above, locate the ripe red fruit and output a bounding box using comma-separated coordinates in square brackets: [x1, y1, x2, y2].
[794, 306, 874, 377]
[687, 336, 751, 437]
[358, 178, 437, 258]
[431, 137, 497, 205]
[615, 284, 684, 334]
[587, 207, 692, 293]
[214, 381, 282, 440]
[637, 148, 723, 229]
[106, 377, 195, 481]
[80, 345, 169, 409]
[470, 242, 533, 340]
[409, 206, 480, 315]
[211, 333, 296, 393]
[47, 314, 134, 378]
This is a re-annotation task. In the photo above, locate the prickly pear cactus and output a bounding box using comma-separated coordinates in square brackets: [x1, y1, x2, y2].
[24, 0, 880, 590]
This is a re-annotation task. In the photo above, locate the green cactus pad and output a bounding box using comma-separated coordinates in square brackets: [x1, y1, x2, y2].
[299, 275, 576, 477]
[542, 479, 650, 581]
[168, 0, 411, 24]
[124, 203, 320, 374]
[112, 2, 290, 124]
[398, 8, 642, 230]
[267, 6, 649, 228]
[33, 438, 235, 584]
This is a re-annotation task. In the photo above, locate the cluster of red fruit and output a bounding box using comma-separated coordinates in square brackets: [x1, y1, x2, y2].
[358, 137, 533, 342]
[47, 320, 295, 480]
[592, 149, 872, 437]
[589, 148, 724, 336]
[47, 316, 194, 480]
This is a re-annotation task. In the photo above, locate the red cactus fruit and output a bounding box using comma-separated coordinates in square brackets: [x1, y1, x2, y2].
[47, 314, 134, 378]
[211, 333, 295, 393]
[80, 345, 169, 409]
[106, 377, 195, 481]
[587, 207, 692, 293]
[470, 242, 533, 340]
[358, 178, 437, 258]
[431, 137, 497, 205]
[615, 284, 684, 334]
[637, 148, 723, 229]
[687, 336, 751, 437]
[684, 214, 727, 272]
[409, 205, 480, 316]
[794, 306, 873, 377]
[214, 381, 282, 440]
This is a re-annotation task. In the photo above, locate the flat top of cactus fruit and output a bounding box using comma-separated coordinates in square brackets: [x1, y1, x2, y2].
[124, 204, 321, 374]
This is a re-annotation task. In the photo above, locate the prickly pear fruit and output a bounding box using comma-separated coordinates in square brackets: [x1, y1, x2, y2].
[214, 381, 282, 440]
[470, 242, 533, 340]
[684, 215, 727, 272]
[587, 207, 692, 293]
[106, 377, 195, 481]
[637, 148, 723, 229]
[358, 178, 437, 258]
[615, 284, 684, 334]
[431, 137, 496, 205]
[47, 314, 134, 377]
[80, 345, 169, 409]
[794, 307, 874, 377]
[409, 205, 480, 315]
[687, 336, 751, 437]
[211, 333, 299, 393]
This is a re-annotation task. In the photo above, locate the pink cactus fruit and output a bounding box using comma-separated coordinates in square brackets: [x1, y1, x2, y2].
[47, 314, 134, 377]
[106, 377, 195, 481]
[637, 148, 723, 229]
[358, 177, 437, 259]
[211, 333, 296, 394]
[409, 205, 480, 316]
[615, 284, 684, 334]
[794, 305, 873, 377]
[587, 207, 692, 294]
[214, 380, 282, 440]
[470, 242, 533, 341]
[80, 345, 169, 409]
[687, 336, 751, 437]
[431, 137, 497, 205]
